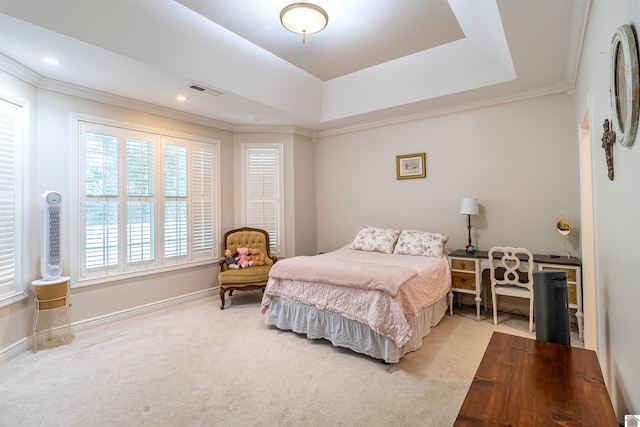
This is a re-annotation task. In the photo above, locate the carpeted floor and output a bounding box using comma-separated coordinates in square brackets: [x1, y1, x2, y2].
[0, 292, 580, 427]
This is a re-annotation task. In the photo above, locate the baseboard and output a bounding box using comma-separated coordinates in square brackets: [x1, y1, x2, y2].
[0, 288, 217, 365]
[0, 337, 29, 365]
[71, 288, 216, 334]
[455, 293, 531, 316]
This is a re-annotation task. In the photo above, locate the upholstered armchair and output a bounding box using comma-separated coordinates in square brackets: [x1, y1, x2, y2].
[218, 227, 277, 310]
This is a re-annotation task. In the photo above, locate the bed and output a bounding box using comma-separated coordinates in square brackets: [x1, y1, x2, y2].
[261, 227, 452, 363]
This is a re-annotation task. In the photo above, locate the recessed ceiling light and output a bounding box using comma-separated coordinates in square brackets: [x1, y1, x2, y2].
[44, 57, 60, 65]
[176, 95, 187, 101]
[254, 117, 263, 122]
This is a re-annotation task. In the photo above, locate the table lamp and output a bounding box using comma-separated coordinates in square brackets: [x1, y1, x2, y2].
[460, 198, 479, 254]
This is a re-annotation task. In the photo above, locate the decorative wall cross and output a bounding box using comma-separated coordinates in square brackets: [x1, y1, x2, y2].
[601, 118, 616, 181]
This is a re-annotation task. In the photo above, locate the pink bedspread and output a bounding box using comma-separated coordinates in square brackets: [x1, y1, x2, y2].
[261, 246, 452, 347]
[267, 250, 417, 296]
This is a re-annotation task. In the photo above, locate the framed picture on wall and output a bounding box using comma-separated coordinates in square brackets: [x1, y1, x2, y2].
[396, 153, 426, 180]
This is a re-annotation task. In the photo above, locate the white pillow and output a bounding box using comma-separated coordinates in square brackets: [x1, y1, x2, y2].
[393, 230, 449, 257]
[349, 227, 401, 254]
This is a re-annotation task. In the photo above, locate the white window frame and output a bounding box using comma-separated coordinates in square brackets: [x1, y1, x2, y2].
[240, 143, 285, 257]
[0, 94, 28, 307]
[72, 117, 220, 287]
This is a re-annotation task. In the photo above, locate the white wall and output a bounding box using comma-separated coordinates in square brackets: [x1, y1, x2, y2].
[0, 71, 235, 351]
[0, 66, 316, 354]
[574, 0, 640, 416]
[232, 131, 317, 258]
[293, 133, 317, 256]
[315, 93, 580, 257]
[0, 66, 38, 354]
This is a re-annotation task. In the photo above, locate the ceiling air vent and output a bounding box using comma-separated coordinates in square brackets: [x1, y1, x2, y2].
[189, 84, 223, 96]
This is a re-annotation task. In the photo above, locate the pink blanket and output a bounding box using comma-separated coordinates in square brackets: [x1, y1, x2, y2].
[262, 246, 452, 347]
[268, 252, 417, 296]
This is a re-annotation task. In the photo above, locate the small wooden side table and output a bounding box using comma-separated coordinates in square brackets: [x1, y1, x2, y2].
[31, 276, 71, 352]
[449, 252, 484, 319]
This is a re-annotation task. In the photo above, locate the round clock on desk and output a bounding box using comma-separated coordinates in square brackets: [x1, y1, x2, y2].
[610, 24, 639, 147]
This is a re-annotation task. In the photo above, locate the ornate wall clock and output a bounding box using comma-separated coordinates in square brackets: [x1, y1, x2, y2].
[610, 24, 639, 147]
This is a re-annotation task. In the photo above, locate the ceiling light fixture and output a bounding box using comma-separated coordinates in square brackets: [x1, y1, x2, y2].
[280, 2, 328, 44]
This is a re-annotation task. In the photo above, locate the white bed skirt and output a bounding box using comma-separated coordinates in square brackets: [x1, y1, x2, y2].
[264, 295, 449, 363]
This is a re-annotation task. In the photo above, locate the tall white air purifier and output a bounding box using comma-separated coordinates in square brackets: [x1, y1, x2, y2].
[32, 190, 72, 351]
[40, 190, 63, 281]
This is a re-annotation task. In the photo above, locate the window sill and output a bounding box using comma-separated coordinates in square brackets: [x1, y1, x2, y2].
[0, 291, 28, 309]
[73, 258, 218, 289]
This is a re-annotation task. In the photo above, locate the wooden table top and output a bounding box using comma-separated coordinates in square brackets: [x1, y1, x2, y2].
[454, 332, 617, 426]
[449, 249, 581, 267]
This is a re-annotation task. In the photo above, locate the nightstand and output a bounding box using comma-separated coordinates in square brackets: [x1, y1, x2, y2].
[449, 251, 483, 320]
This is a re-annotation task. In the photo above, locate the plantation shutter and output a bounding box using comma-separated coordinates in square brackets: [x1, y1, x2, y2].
[246, 148, 280, 252]
[83, 128, 120, 272]
[191, 142, 215, 259]
[126, 137, 155, 264]
[0, 100, 19, 297]
[77, 120, 219, 283]
[164, 143, 188, 258]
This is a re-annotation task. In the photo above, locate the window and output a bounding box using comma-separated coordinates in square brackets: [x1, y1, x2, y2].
[0, 96, 26, 305]
[77, 121, 219, 285]
[241, 145, 284, 255]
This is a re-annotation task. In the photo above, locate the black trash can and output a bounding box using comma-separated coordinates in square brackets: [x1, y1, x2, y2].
[533, 270, 571, 345]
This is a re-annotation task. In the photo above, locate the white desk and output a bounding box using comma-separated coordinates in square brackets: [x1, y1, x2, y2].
[449, 250, 583, 341]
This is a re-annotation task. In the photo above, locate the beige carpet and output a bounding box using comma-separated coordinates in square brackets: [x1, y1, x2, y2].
[0, 292, 580, 427]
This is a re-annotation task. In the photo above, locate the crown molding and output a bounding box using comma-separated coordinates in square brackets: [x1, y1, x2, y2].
[316, 84, 573, 139]
[0, 55, 234, 131]
[0, 54, 44, 86]
[231, 124, 315, 138]
[39, 79, 235, 131]
[1, 53, 573, 141]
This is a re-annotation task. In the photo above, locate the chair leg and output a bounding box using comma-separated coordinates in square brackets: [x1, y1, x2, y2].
[64, 300, 71, 344]
[33, 304, 39, 353]
[220, 288, 226, 310]
[529, 297, 534, 333]
[492, 290, 498, 326]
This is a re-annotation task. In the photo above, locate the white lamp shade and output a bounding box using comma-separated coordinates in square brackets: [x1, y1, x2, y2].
[459, 198, 479, 215]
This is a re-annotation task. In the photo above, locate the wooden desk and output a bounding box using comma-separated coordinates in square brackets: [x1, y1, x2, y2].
[454, 332, 617, 426]
[448, 250, 584, 341]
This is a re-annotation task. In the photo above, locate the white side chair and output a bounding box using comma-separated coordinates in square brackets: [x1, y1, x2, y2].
[489, 246, 535, 333]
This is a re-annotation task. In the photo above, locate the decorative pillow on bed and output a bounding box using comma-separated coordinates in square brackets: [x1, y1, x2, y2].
[392, 230, 449, 257]
[349, 227, 401, 254]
